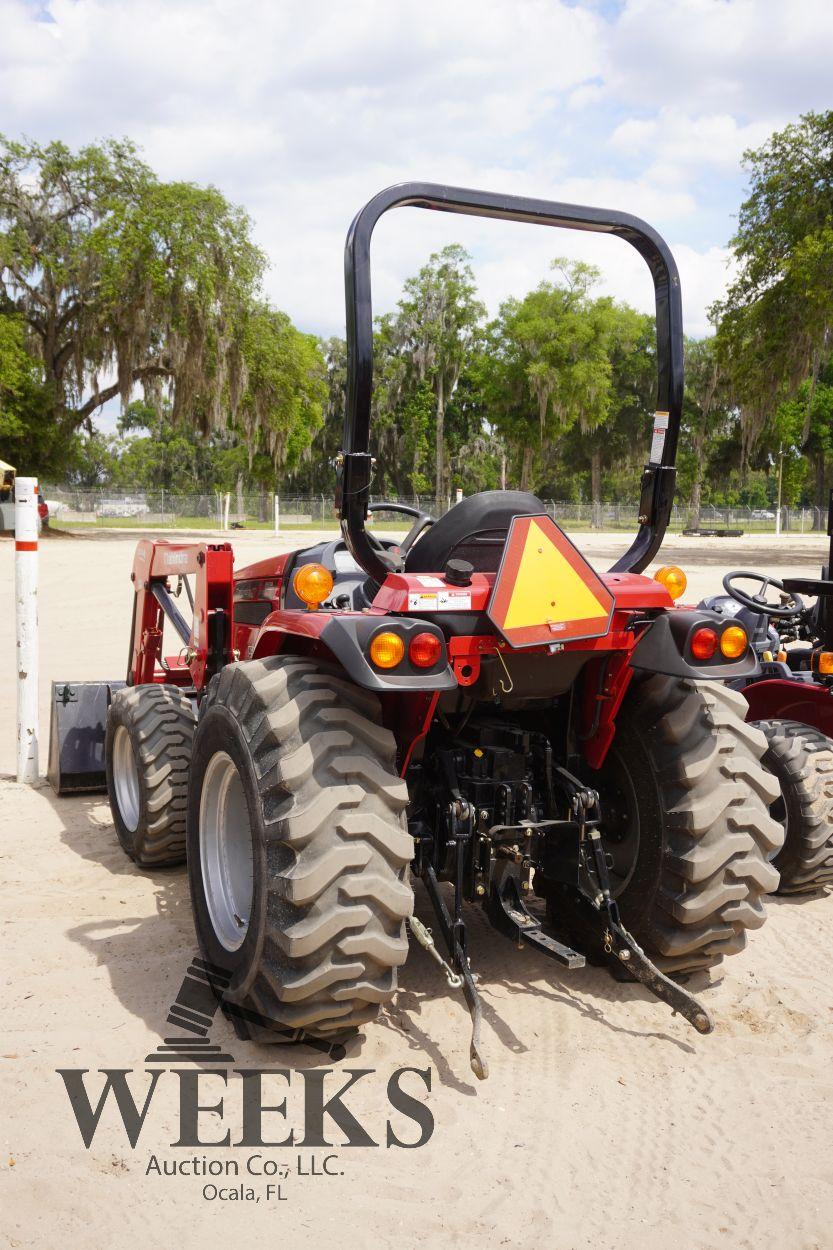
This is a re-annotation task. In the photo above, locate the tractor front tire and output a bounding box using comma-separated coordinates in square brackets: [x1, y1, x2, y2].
[565, 676, 784, 975]
[106, 684, 197, 868]
[186, 657, 414, 1041]
[757, 720, 833, 893]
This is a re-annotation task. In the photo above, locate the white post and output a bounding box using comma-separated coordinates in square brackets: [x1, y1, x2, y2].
[775, 444, 783, 537]
[223, 492, 231, 531]
[15, 477, 39, 783]
[273, 494, 280, 535]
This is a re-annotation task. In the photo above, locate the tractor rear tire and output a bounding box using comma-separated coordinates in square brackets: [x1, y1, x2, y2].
[757, 720, 833, 893]
[186, 656, 413, 1041]
[106, 684, 197, 868]
[551, 676, 783, 975]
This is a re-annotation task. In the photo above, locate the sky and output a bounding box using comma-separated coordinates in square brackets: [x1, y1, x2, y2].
[2, 0, 832, 359]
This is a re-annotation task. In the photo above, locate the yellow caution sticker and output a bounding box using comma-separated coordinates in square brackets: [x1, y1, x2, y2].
[487, 514, 615, 648]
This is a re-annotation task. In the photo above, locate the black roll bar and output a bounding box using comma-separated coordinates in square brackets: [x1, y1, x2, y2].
[339, 182, 684, 584]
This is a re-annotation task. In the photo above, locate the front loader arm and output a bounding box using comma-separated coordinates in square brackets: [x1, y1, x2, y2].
[128, 540, 235, 689]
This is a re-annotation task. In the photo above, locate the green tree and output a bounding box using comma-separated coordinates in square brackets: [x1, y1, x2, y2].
[444, 344, 505, 496]
[682, 335, 733, 527]
[235, 304, 326, 472]
[493, 261, 616, 495]
[368, 314, 412, 495]
[65, 429, 118, 488]
[581, 304, 655, 523]
[393, 245, 485, 502]
[550, 306, 654, 517]
[770, 363, 833, 512]
[0, 311, 69, 476]
[110, 401, 220, 493]
[0, 136, 264, 439]
[714, 112, 833, 487]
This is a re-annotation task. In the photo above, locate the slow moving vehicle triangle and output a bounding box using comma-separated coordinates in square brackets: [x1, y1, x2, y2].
[487, 514, 615, 648]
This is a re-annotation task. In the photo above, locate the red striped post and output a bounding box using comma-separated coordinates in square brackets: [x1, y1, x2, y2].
[15, 477, 39, 782]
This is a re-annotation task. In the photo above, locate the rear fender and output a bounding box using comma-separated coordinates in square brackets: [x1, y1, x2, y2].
[581, 607, 757, 771]
[629, 610, 759, 681]
[741, 678, 833, 735]
[251, 610, 456, 692]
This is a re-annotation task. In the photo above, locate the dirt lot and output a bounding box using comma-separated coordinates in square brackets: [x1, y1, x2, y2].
[2, 529, 832, 1250]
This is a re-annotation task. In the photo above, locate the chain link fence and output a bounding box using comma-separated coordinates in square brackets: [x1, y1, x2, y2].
[40, 487, 828, 534]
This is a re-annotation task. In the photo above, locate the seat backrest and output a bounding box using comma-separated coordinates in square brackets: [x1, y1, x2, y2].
[404, 491, 545, 574]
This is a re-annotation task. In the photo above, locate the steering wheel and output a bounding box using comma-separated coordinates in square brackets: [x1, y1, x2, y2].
[367, 501, 434, 555]
[312, 505, 434, 585]
[722, 570, 805, 619]
[318, 531, 392, 570]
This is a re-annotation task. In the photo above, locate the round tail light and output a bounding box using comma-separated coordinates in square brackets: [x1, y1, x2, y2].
[720, 625, 747, 659]
[369, 631, 405, 669]
[409, 632, 443, 668]
[690, 627, 718, 661]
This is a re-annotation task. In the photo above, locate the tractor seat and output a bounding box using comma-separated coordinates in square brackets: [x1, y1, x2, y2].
[405, 490, 546, 574]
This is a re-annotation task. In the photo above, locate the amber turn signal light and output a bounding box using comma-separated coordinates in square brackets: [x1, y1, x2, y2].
[815, 651, 833, 675]
[369, 631, 405, 669]
[293, 563, 334, 609]
[654, 565, 687, 601]
[409, 632, 443, 668]
[690, 627, 718, 661]
[720, 625, 747, 659]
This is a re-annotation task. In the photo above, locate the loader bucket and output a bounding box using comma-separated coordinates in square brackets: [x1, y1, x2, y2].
[47, 680, 125, 796]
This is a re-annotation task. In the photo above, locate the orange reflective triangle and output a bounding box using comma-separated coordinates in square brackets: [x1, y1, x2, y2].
[487, 514, 615, 648]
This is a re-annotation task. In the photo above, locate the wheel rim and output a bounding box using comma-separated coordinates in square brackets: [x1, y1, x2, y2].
[596, 749, 641, 897]
[112, 724, 141, 833]
[199, 752, 254, 952]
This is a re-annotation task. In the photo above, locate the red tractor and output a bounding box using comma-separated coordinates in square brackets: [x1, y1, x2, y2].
[52, 185, 783, 1077]
[698, 496, 833, 894]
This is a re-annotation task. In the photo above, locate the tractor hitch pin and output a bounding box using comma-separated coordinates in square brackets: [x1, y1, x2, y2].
[408, 916, 463, 989]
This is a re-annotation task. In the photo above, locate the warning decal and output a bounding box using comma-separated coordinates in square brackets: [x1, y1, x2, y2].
[407, 589, 472, 612]
[649, 410, 670, 464]
[487, 513, 615, 648]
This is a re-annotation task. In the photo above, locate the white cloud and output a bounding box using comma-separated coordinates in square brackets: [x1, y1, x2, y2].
[605, 0, 833, 116]
[610, 108, 772, 172]
[670, 243, 736, 337]
[0, 0, 830, 353]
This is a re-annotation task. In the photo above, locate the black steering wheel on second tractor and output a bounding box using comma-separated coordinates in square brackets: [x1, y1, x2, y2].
[723, 570, 806, 619]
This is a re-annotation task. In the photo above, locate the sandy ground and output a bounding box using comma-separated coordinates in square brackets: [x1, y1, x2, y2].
[1, 528, 832, 1250]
